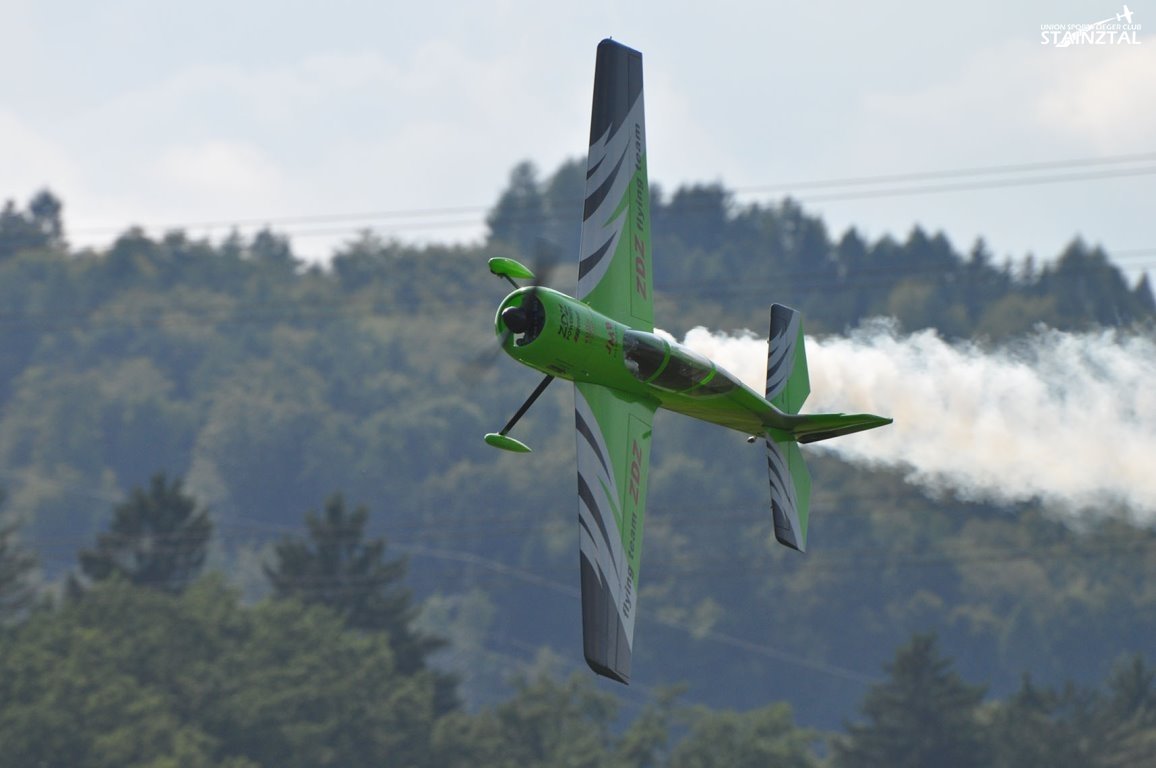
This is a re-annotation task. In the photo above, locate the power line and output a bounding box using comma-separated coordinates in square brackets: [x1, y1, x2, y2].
[0, 255, 1152, 334]
[732, 151, 1156, 193]
[23, 496, 1156, 577]
[19, 480, 1149, 683]
[71, 205, 491, 237]
[6, 464, 1106, 540]
[789, 165, 1156, 204]
[30, 517, 1151, 685]
[39, 540, 887, 687]
[64, 151, 1156, 239]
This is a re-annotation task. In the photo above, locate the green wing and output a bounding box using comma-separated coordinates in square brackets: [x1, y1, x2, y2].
[577, 39, 653, 332]
[575, 381, 655, 683]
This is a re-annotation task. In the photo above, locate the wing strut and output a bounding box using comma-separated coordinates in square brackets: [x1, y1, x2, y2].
[484, 374, 555, 453]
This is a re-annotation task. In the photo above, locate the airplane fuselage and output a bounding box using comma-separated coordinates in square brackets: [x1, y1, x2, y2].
[496, 286, 795, 436]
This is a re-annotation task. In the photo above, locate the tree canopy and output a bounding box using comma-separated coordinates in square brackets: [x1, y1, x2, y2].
[833, 633, 988, 768]
[265, 493, 446, 677]
[0, 488, 38, 622]
[73, 473, 211, 595]
[0, 161, 1152, 745]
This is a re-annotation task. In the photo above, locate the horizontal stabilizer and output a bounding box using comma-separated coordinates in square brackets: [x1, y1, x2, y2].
[783, 412, 893, 444]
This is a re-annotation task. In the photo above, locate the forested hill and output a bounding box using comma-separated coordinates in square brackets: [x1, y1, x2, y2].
[0, 161, 1154, 742]
[485, 159, 1155, 338]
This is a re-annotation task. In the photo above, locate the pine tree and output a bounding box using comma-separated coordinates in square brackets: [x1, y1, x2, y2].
[832, 633, 989, 768]
[670, 702, 819, 768]
[485, 160, 546, 257]
[265, 493, 446, 677]
[0, 190, 64, 259]
[74, 473, 211, 595]
[988, 675, 1099, 768]
[0, 489, 38, 622]
[1102, 655, 1156, 767]
[1134, 273, 1156, 315]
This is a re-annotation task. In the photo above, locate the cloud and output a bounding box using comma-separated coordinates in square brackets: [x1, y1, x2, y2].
[152, 141, 289, 209]
[1034, 44, 1156, 151]
[845, 40, 1076, 164]
[0, 112, 81, 205]
[45, 39, 591, 257]
[838, 31, 1156, 164]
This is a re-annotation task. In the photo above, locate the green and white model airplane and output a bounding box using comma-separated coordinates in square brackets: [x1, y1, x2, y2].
[484, 39, 892, 684]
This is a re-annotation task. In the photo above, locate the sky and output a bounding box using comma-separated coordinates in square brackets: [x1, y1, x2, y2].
[2, 1, 1154, 281]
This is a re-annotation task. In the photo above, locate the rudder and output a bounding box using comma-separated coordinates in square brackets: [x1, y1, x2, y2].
[765, 435, 811, 552]
[763, 304, 890, 552]
[766, 304, 809, 415]
[766, 304, 812, 551]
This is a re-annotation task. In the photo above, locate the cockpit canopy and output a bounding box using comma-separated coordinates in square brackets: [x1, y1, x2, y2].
[623, 330, 734, 395]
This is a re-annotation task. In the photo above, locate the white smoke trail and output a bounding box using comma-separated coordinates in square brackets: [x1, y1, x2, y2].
[678, 323, 1156, 518]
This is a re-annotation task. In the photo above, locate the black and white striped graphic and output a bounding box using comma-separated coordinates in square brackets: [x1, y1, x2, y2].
[575, 387, 634, 680]
[577, 40, 645, 303]
[765, 303, 803, 403]
[575, 392, 629, 607]
[765, 437, 806, 552]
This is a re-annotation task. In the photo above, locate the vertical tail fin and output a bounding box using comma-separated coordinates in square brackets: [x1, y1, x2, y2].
[765, 437, 811, 552]
[763, 304, 891, 551]
[766, 304, 811, 551]
[765, 304, 809, 415]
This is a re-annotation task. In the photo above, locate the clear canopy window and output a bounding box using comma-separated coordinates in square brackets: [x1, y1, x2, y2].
[623, 331, 716, 393]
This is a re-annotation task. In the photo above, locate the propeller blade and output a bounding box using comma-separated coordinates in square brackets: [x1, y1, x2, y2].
[469, 238, 564, 380]
[464, 337, 509, 380]
[529, 237, 561, 291]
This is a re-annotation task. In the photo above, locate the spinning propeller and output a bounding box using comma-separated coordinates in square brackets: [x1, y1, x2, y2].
[479, 239, 562, 453]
